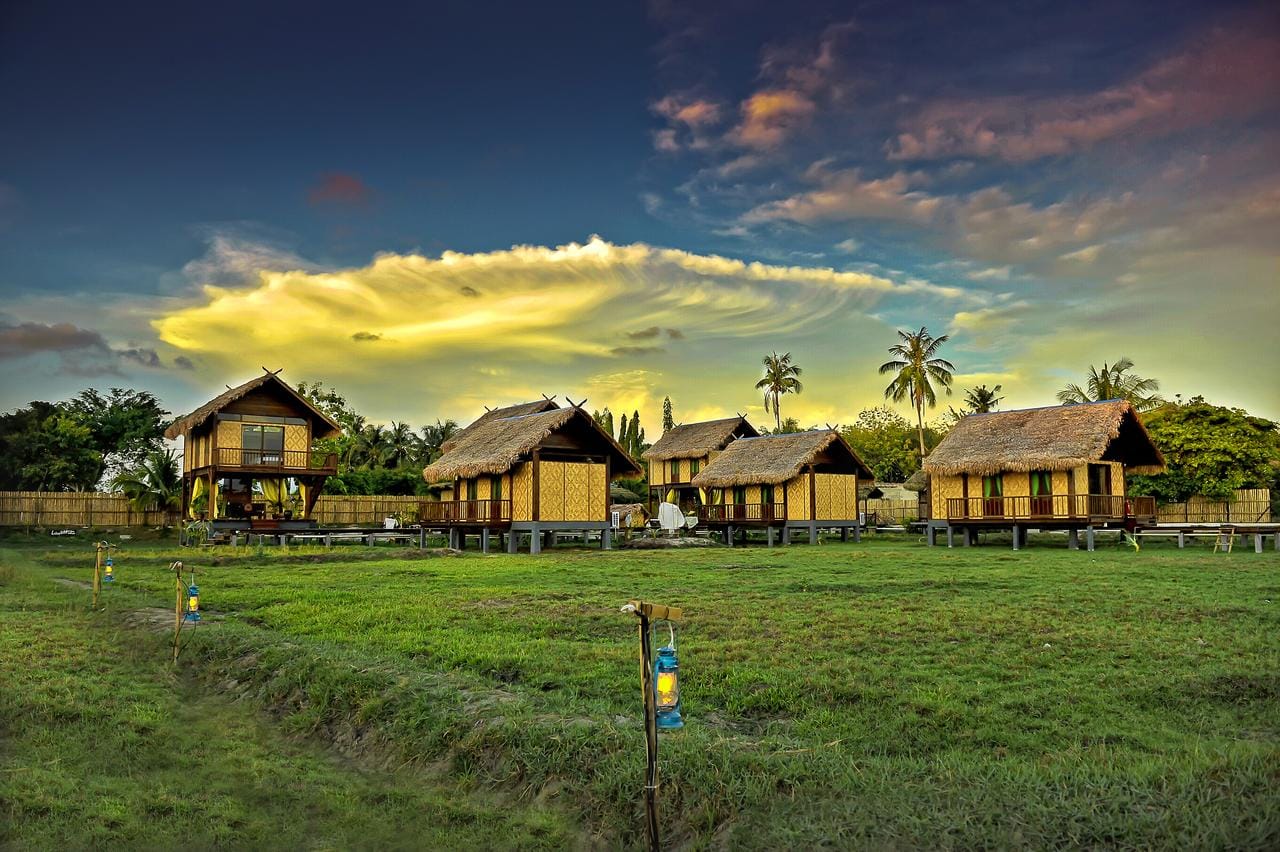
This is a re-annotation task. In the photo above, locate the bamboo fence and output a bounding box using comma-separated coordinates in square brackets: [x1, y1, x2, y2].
[1, 488, 1268, 528]
[1154, 488, 1272, 524]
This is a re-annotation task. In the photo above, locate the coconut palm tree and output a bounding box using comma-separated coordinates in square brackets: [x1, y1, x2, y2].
[1056, 358, 1162, 411]
[964, 384, 1004, 413]
[755, 351, 804, 432]
[111, 449, 182, 517]
[417, 419, 459, 465]
[353, 424, 390, 469]
[879, 327, 955, 458]
[382, 421, 418, 469]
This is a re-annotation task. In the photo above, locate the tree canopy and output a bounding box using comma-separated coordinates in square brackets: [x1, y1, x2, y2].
[1128, 398, 1279, 504]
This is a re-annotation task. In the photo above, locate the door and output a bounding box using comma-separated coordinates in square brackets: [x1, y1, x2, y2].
[732, 486, 747, 521]
[1087, 464, 1112, 516]
[761, 484, 775, 522]
[466, 479, 479, 521]
[982, 474, 1004, 517]
[1029, 470, 1053, 516]
[489, 475, 503, 522]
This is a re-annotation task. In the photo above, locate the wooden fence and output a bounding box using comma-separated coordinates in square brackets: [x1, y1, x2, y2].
[0, 491, 177, 528]
[1154, 489, 1271, 524]
[2, 488, 1268, 528]
[865, 498, 919, 524]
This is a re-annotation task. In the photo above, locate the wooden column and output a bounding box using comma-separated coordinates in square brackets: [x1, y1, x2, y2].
[531, 450, 541, 522]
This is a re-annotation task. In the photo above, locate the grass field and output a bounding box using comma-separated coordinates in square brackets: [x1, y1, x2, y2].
[3, 534, 1278, 849]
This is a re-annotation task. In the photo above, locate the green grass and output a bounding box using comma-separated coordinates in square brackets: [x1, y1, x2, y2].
[4, 534, 1279, 849]
[0, 551, 572, 851]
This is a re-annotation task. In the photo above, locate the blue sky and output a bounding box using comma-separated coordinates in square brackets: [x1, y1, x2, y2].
[1, 0, 1277, 428]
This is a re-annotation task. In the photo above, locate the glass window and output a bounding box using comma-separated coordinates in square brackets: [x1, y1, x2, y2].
[242, 425, 284, 462]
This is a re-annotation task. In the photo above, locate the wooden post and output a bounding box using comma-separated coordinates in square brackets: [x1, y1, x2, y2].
[531, 450, 541, 523]
[171, 560, 184, 664]
[622, 601, 681, 852]
[92, 542, 102, 609]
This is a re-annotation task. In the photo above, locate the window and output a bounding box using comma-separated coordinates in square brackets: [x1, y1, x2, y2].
[761, 484, 774, 505]
[689, 458, 700, 476]
[466, 479, 478, 501]
[490, 475, 502, 501]
[982, 473, 1005, 517]
[733, 486, 747, 505]
[242, 424, 284, 464]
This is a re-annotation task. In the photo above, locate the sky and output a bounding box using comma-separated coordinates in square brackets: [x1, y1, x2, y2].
[1, 0, 1277, 432]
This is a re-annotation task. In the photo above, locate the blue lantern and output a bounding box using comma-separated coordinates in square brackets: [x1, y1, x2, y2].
[103, 556, 114, 583]
[185, 582, 201, 623]
[654, 625, 683, 730]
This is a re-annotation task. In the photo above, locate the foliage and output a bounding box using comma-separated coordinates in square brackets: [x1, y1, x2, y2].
[418, 419, 459, 464]
[299, 379, 457, 473]
[615, 409, 648, 459]
[761, 416, 814, 435]
[111, 448, 182, 514]
[1127, 398, 1279, 503]
[34, 539, 1280, 850]
[64, 388, 169, 487]
[322, 467, 432, 496]
[963, 383, 1003, 413]
[879, 327, 954, 457]
[662, 396, 674, 433]
[1056, 357, 1163, 411]
[755, 351, 804, 432]
[0, 400, 62, 489]
[841, 406, 943, 481]
[9, 414, 101, 491]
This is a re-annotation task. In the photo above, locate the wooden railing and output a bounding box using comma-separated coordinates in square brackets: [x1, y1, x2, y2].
[420, 499, 512, 524]
[944, 494, 1156, 521]
[214, 448, 338, 473]
[698, 503, 786, 524]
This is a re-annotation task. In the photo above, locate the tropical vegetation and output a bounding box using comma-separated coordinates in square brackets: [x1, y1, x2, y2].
[1057, 357, 1163, 411]
[755, 351, 804, 433]
[878, 327, 954, 457]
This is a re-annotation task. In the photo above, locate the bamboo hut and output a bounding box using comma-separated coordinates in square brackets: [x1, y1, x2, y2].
[642, 416, 759, 513]
[690, 429, 873, 546]
[422, 404, 642, 553]
[921, 400, 1164, 549]
[165, 370, 341, 531]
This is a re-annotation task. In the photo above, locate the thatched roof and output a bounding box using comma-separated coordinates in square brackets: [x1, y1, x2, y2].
[164, 371, 342, 440]
[442, 399, 560, 453]
[423, 406, 643, 482]
[642, 416, 759, 461]
[922, 400, 1165, 476]
[902, 469, 929, 492]
[690, 430, 874, 487]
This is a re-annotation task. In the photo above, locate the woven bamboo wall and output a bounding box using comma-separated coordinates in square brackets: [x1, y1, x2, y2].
[311, 495, 424, 526]
[1154, 489, 1271, 523]
[863, 498, 919, 523]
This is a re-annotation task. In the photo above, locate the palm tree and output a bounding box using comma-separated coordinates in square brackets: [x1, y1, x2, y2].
[418, 419, 459, 464]
[1056, 358, 1162, 411]
[382, 421, 418, 469]
[879, 327, 955, 458]
[111, 449, 182, 517]
[755, 351, 804, 432]
[964, 384, 1004, 413]
[353, 424, 389, 469]
[341, 413, 367, 469]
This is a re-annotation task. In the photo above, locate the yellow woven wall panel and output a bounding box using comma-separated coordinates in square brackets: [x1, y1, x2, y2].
[786, 476, 809, 521]
[512, 463, 532, 521]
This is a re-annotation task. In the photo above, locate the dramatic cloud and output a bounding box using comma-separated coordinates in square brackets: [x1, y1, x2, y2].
[307, 172, 374, 208]
[889, 27, 1280, 162]
[153, 236, 980, 424]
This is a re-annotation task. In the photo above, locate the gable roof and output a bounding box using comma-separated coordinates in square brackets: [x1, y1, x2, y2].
[642, 416, 759, 461]
[922, 400, 1165, 476]
[441, 399, 560, 453]
[423, 405, 642, 482]
[690, 429, 873, 487]
[164, 372, 342, 440]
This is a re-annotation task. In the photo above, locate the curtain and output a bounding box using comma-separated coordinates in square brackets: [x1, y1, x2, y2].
[298, 482, 309, 518]
[211, 479, 221, 519]
[260, 478, 282, 509]
[189, 477, 206, 519]
[665, 489, 677, 503]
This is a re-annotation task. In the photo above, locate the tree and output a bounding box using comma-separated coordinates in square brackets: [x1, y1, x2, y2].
[0, 400, 61, 489]
[963, 384, 1004, 413]
[111, 449, 182, 514]
[662, 396, 674, 433]
[879, 327, 955, 458]
[418, 420, 459, 465]
[12, 414, 100, 491]
[352, 424, 389, 469]
[1127, 398, 1279, 504]
[762, 417, 814, 435]
[755, 351, 804, 433]
[65, 388, 168, 486]
[617, 413, 629, 450]
[1056, 357, 1162, 412]
[382, 421, 418, 469]
[840, 407, 940, 482]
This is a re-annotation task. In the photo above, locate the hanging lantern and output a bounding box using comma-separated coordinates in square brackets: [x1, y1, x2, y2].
[654, 624, 683, 730]
[185, 582, 201, 623]
[103, 556, 114, 583]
